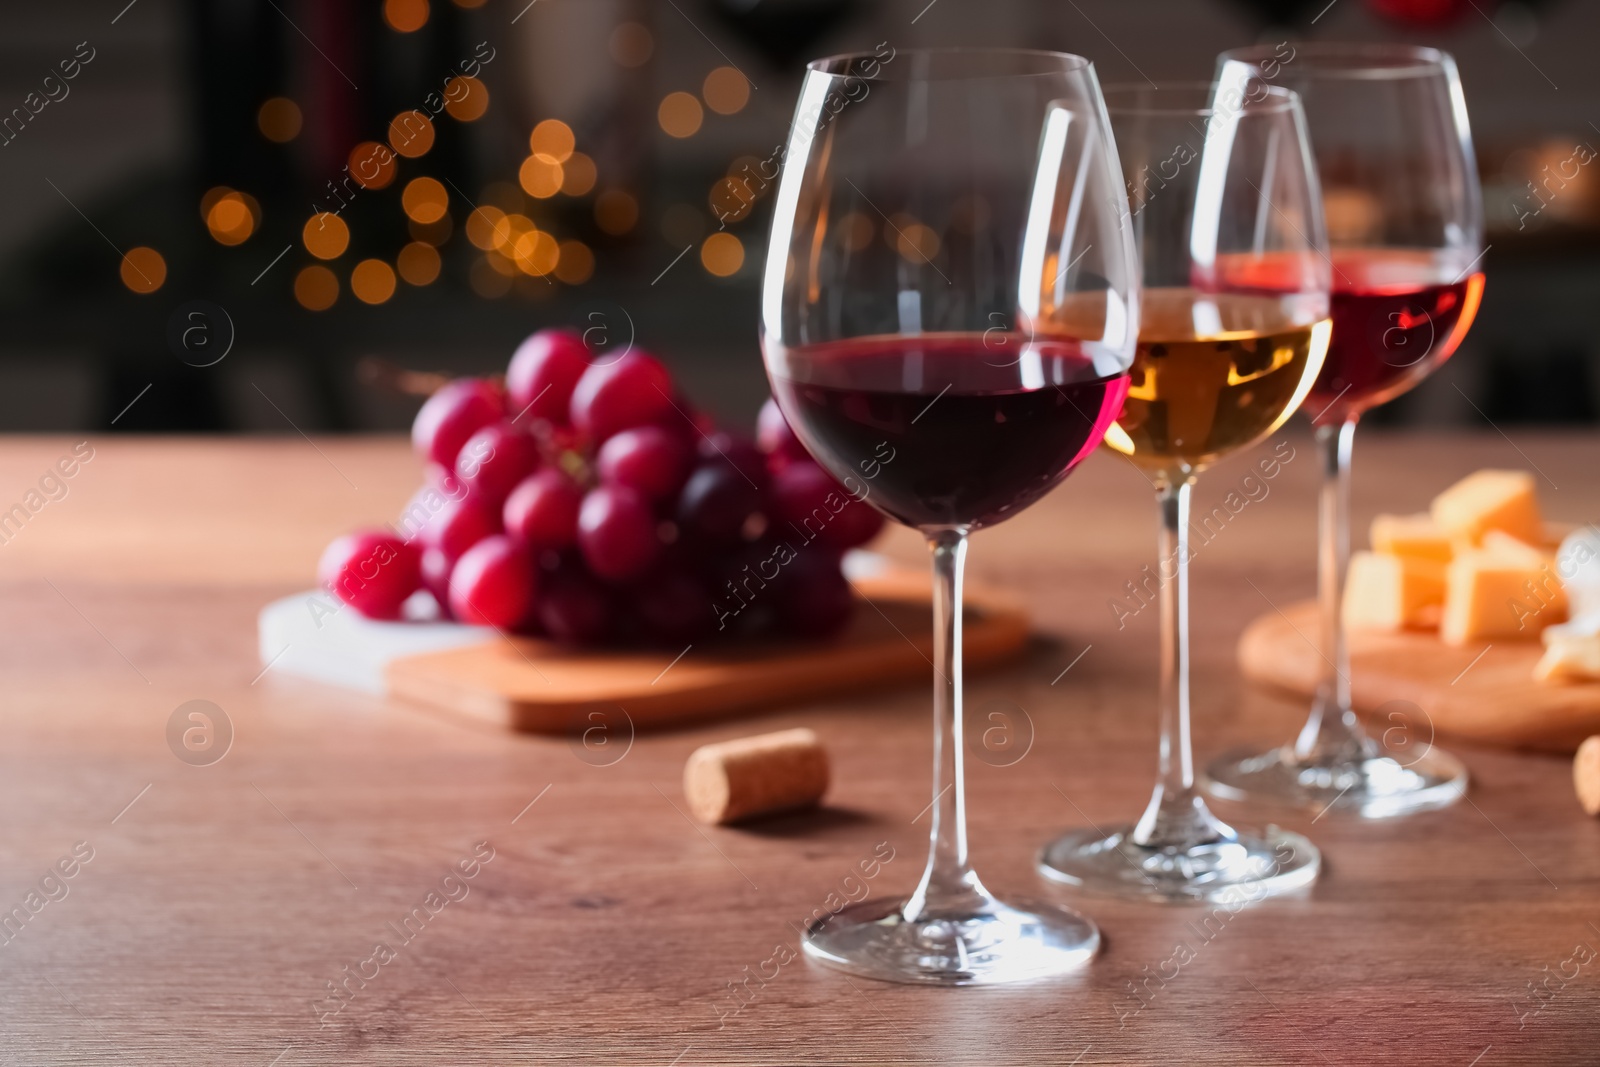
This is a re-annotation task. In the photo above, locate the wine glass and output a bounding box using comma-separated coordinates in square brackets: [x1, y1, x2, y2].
[761, 48, 1138, 984]
[1202, 44, 1484, 819]
[1037, 84, 1326, 902]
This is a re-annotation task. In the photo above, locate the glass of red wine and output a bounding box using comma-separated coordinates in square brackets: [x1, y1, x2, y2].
[761, 49, 1138, 984]
[1202, 44, 1485, 818]
[1038, 84, 1328, 901]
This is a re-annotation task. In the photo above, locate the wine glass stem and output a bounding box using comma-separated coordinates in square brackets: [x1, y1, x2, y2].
[903, 527, 987, 923]
[1131, 478, 1227, 848]
[1296, 418, 1378, 764]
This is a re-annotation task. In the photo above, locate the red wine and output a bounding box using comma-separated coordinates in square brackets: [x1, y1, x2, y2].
[1307, 250, 1485, 422]
[767, 333, 1129, 530]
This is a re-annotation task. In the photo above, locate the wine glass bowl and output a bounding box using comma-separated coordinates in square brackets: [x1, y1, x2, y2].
[1201, 43, 1483, 819]
[1037, 83, 1328, 903]
[761, 48, 1137, 983]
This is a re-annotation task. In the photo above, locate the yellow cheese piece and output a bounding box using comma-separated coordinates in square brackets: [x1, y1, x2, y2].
[1535, 629, 1600, 684]
[1440, 548, 1567, 645]
[1370, 513, 1454, 562]
[1430, 469, 1542, 545]
[1343, 550, 1446, 631]
[1480, 529, 1554, 568]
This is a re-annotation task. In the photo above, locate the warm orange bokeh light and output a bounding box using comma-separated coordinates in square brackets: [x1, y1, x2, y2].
[444, 77, 489, 122]
[701, 232, 744, 277]
[402, 177, 449, 224]
[511, 230, 559, 277]
[702, 67, 750, 115]
[555, 240, 594, 285]
[609, 22, 653, 67]
[294, 265, 339, 310]
[495, 214, 536, 254]
[351, 259, 398, 304]
[397, 241, 442, 286]
[303, 213, 350, 259]
[529, 119, 575, 163]
[206, 192, 257, 246]
[348, 141, 397, 190]
[657, 92, 703, 139]
[594, 190, 638, 235]
[388, 110, 435, 159]
[709, 177, 754, 225]
[465, 206, 507, 250]
[383, 0, 428, 31]
[257, 97, 302, 143]
[518, 155, 564, 199]
[120, 247, 166, 294]
[561, 152, 597, 197]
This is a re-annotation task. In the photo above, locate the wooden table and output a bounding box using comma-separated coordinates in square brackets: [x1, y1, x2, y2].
[2, 431, 1597, 1066]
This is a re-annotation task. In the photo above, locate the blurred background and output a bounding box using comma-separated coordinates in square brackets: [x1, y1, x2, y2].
[2, 0, 1596, 434]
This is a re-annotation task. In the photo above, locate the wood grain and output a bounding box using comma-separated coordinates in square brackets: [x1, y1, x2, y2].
[1238, 601, 1600, 753]
[385, 569, 1029, 733]
[1, 433, 1599, 1066]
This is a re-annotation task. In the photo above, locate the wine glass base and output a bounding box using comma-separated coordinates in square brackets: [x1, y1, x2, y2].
[1200, 745, 1468, 819]
[801, 895, 1100, 986]
[1037, 824, 1319, 905]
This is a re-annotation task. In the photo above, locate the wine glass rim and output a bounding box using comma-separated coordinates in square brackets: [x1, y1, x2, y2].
[1220, 41, 1454, 79]
[1101, 81, 1300, 116]
[806, 47, 1092, 81]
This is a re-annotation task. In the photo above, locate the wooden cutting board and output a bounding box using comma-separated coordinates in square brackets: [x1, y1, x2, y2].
[1238, 601, 1600, 754]
[384, 568, 1030, 733]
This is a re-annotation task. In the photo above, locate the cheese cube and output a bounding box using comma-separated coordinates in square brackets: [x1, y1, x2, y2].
[1344, 550, 1447, 631]
[1370, 513, 1454, 562]
[1480, 529, 1554, 568]
[1536, 619, 1600, 684]
[1440, 548, 1567, 644]
[1430, 469, 1542, 545]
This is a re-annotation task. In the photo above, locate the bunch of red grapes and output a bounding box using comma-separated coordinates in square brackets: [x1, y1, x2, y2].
[318, 328, 884, 645]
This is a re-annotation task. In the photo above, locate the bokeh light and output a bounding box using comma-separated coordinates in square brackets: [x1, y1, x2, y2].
[465, 206, 507, 250]
[657, 92, 703, 139]
[444, 77, 489, 122]
[555, 240, 594, 285]
[518, 155, 564, 199]
[383, 0, 428, 31]
[701, 232, 744, 277]
[351, 259, 398, 304]
[388, 110, 435, 158]
[594, 190, 638, 235]
[893, 220, 941, 263]
[348, 141, 397, 190]
[495, 213, 536, 255]
[609, 22, 653, 67]
[529, 119, 575, 163]
[402, 177, 449, 224]
[205, 190, 257, 246]
[512, 230, 559, 277]
[120, 247, 166, 294]
[702, 67, 751, 115]
[303, 213, 350, 259]
[841, 211, 875, 251]
[561, 152, 597, 196]
[397, 241, 441, 286]
[409, 213, 452, 245]
[709, 177, 754, 225]
[257, 97, 302, 143]
[294, 265, 339, 310]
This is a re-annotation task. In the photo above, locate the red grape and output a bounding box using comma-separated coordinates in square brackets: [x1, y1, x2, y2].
[569, 351, 675, 442]
[504, 469, 583, 551]
[756, 397, 811, 468]
[678, 463, 761, 544]
[319, 530, 422, 620]
[696, 430, 767, 487]
[412, 378, 504, 469]
[578, 485, 661, 582]
[420, 493, 501, 560]
[766, 461, 884, 549]
[775, 547, 855, 638]
[636, 570, 714, 643]
[448, 535, 536, 628]
[455, 422, 540, 507]
[538, 569, 612, 644]
[596, 425, 690, 501]
[507, 328, 590, 424]
[420, 546, 454, 617]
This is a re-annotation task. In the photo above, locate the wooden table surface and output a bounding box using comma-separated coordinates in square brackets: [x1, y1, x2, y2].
[3, 430, 1598, 1066]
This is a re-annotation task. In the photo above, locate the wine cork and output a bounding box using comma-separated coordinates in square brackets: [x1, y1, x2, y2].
[1575, 736, 1600, 815]
[683, 728, 829, 825]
